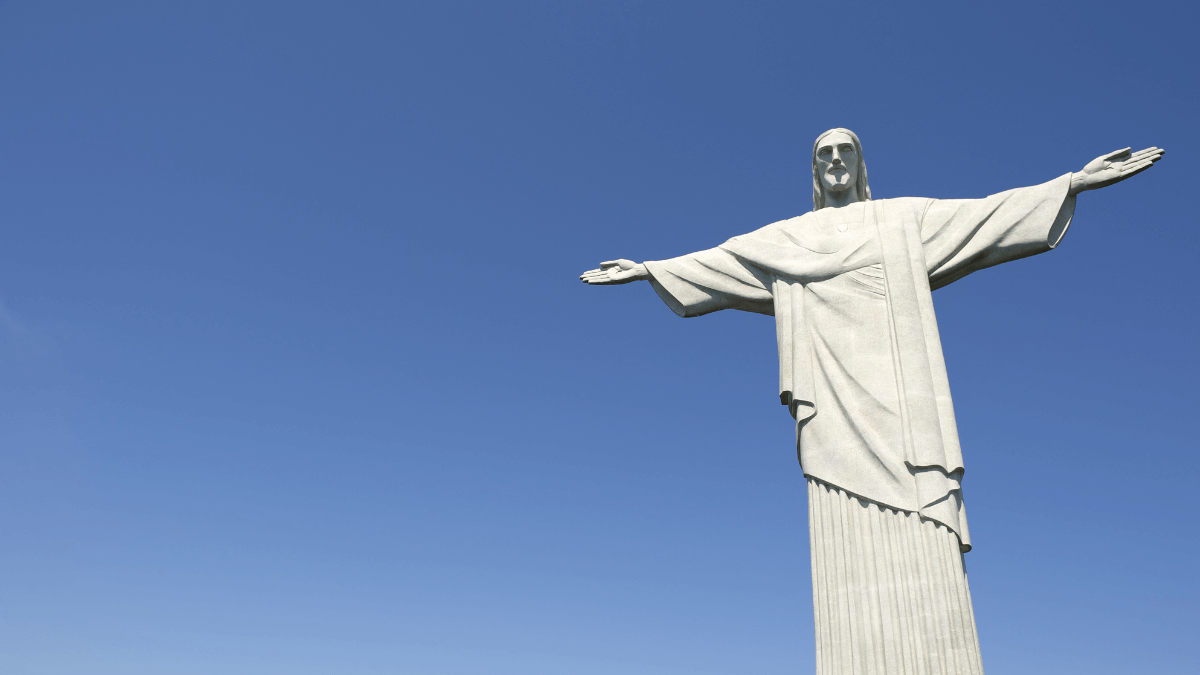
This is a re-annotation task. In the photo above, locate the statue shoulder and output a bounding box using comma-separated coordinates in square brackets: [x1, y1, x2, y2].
[727, 214, 812, 243]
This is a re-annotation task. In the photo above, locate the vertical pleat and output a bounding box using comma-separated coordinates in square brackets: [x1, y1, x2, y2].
[809, 484, 829, 675]
[808, 478, 985, 675]
[831, 484, 857, 673]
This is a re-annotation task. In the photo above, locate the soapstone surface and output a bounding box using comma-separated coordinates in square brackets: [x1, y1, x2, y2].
[579, 129, 1164, 674]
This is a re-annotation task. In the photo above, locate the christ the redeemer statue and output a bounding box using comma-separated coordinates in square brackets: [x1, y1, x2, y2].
[580, 129, 1164, 675]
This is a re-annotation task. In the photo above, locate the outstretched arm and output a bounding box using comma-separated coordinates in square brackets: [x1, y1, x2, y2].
[1069, 146, 1165, 195]
[920, 144, 1166, 290]
[579, 259, 650, 285]
[579, 249, 773, 317]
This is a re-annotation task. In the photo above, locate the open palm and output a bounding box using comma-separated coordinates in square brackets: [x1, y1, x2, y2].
[579, 259, 647, 285]
[1074, 146, 1164, 193]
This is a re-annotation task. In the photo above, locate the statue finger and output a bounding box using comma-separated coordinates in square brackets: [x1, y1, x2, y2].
[1126, 148, 1159, 162]
[1121, 157, 1155, 171]
[1117, 162, 1154, 180]
[1119, 158, 1154, 175]
[1125, 149, 1163, 165]
[1103, 147, 1132, 161]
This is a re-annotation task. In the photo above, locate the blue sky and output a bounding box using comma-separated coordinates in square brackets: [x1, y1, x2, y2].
[1, 2, 1197, 674]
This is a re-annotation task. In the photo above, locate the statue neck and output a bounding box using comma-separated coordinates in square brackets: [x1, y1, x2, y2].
[822, 187, 862, 209]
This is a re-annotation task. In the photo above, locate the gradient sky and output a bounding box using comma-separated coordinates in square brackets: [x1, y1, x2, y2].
[1, 2, 1197, 674]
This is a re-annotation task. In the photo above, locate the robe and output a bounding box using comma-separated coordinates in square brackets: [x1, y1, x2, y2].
[643, 174, 1077, 551]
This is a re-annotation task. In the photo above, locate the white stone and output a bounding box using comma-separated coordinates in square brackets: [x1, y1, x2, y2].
[579, 129, 1164, 674]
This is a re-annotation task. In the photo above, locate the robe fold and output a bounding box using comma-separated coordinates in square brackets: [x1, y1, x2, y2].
[644, 174, 1076, 551]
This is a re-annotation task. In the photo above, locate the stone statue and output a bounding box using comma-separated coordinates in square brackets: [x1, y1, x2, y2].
[579, 129, 1164, 675]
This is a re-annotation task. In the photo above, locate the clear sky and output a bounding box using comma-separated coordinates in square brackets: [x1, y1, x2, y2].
[1, 2, 1197, 674]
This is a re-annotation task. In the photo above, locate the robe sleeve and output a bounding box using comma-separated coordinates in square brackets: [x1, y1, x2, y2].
[643, 247, 774, 317]
[920, 173, 1077, 290]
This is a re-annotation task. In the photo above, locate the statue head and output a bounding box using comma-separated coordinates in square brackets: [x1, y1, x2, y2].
[811, 128, 871, 210]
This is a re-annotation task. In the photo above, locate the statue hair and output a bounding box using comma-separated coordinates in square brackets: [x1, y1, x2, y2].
[812, 128, 871, 211]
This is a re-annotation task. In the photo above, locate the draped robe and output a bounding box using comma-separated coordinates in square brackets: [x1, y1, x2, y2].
[643, 175, 1077, 552]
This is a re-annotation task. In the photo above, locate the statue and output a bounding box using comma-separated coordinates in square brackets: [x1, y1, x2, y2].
[579, 129, 1164, 675]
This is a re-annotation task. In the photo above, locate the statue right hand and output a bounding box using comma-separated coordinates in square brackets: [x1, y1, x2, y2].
[579, 259, 649, 285]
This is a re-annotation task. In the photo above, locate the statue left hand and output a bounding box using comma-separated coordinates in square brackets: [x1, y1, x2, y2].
[1071, 146, 1165, 195]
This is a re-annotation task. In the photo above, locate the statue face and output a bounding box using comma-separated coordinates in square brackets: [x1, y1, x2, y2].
[815, 131, 859, 196]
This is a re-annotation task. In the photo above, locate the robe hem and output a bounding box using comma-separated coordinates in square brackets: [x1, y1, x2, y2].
[802, 472, 971, 552]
